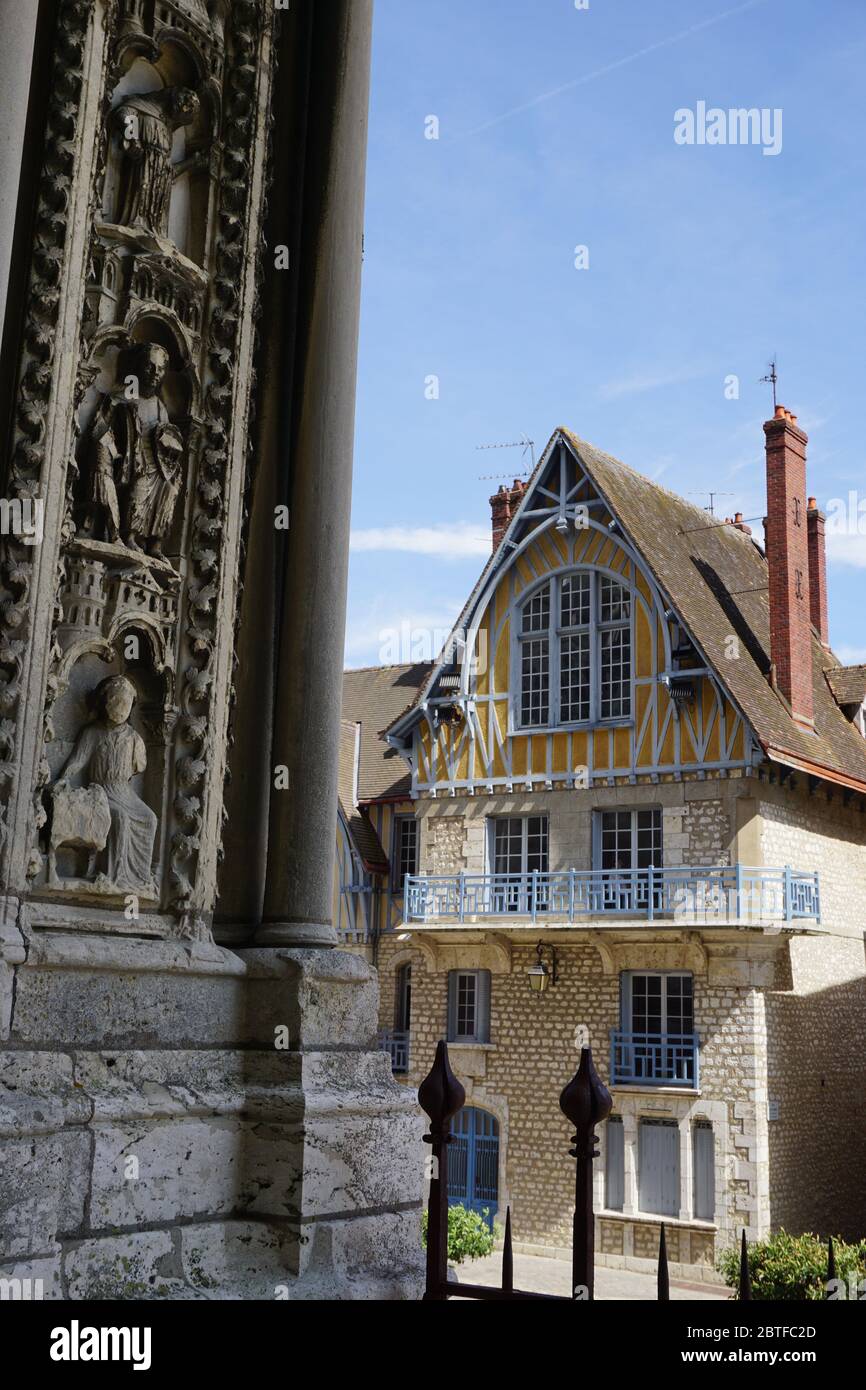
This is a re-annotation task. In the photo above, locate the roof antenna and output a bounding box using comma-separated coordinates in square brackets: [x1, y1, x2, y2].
[476, 433, 536, 479]
[759, 358, 778, 411]
[687, 490, 733, 516]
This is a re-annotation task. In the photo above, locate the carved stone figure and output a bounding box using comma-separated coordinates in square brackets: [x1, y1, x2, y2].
[84, 343, 184, 556]
[113, 86, 201, 237]
[52, 675, 158, 896]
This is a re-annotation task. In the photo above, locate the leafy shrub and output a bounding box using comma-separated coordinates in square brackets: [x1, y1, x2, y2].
[421, 1204, 497, 1264]
[718, 1229, 866, 1300]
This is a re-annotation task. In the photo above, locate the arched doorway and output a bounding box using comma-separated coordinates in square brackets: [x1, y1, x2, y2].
[448, 1107, 499, 1229]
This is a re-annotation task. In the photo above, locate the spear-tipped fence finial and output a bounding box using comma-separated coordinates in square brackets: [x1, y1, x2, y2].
[559, 1045, 612, 1301]
[419, 1041, 466, 1301]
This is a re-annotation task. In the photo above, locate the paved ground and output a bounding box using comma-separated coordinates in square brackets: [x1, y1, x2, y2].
[451, 1251, 731, 1301]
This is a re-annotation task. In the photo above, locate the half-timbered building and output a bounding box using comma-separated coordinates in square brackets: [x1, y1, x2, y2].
[341, 409, 866, 1280]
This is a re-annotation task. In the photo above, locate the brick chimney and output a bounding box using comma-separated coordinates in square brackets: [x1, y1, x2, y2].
[764, 406, 814, 729]
[490, 479, 527, 551]
[806, 496, 830, 649]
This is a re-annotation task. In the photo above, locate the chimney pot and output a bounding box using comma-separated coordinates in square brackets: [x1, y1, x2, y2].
[489, 478, 527, 552]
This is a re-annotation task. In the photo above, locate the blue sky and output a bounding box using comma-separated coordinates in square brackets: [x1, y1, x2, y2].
[348, 0, 866, 670]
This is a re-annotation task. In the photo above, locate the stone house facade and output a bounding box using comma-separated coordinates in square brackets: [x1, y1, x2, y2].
[341, 416, 866, 1280]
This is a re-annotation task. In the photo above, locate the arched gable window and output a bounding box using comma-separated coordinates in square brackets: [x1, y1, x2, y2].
[517, 570, 632, 728]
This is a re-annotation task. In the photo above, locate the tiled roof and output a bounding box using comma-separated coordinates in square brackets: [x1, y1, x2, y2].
[342, 662, 432, 800]
[384, 427, 866, 793]
[337, 719, 388, 872]
[561, 429, 866, 790]
[825, 664, 866, 708]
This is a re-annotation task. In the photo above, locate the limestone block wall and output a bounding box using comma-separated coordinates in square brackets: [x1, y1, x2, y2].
[391, 768, 866, 1268]
[664, 798, 731, 866]
[763, 933, 866, 1242]
[0, 937, 424, 1299]
[416, 780, 744, 880]
[758, 781, 866, 935]
[376, 933, 782, 1270]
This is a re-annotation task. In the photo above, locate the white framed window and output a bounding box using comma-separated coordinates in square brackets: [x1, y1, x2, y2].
[447, 969, 491, 1044]
[622, 972, 694, 1036]
[516, 570, 632, 729]
[392, 815, 418, 893]
[595, 808, 662, 872]
[487, 816, 549, 913]
[490, 815, 549, 876]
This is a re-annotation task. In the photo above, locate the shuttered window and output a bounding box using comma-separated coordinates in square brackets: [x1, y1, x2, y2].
[692, 1121, 715, 1221]
[605, 1116, 624, 1211]
[638, 1118, 680, 1217]
[447, 970, 491, 1044]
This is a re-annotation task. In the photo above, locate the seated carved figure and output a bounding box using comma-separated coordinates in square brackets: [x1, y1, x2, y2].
[52, 675, 158, 897]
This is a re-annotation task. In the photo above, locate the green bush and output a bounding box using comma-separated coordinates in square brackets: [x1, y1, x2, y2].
[421, 1204, 497, 1264]
[718, 1230, 866, 1300]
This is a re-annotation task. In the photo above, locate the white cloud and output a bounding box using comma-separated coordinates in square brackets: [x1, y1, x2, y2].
[344, 601, 467, 667]
[826, 532, 866, 569]
[597, 366, 704, 402]
[350, 522, 490, 559]
[835, 645, 866, 666]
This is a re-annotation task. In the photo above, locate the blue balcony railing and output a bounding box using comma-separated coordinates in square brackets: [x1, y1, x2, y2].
[379, 1029, 410, 1075]
[611, 1030, 699, 1088]
[403, 865, 820, 927]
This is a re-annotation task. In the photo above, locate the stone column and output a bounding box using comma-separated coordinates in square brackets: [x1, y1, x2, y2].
[0, 0, 39, 336]
[254, 0, 374, 947]
[678, 1115, 692, 1223]
[622, 1112, 638, 1215]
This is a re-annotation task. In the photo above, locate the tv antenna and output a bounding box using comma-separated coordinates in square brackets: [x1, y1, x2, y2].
[759, 358, 778, 411]
[687, 491, 734, 516]
[476, 433, 536, 480]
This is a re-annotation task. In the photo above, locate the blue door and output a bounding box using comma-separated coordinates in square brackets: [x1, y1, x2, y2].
[448, 1107, 499, 1229]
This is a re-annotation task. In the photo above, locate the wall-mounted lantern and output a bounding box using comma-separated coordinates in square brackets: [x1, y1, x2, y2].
[527, 941, 558, 994]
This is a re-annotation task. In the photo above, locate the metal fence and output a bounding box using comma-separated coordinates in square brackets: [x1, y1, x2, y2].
[610, 1030, 699, 1088]
[405, 865, 821, 926]
[418, 1040, 836, 1302]
[379, 1028, 410, 1074]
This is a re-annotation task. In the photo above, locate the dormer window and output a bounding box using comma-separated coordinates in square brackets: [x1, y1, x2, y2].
[517, 571, 632, 729]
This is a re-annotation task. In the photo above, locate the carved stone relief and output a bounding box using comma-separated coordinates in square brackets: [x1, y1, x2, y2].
[9, 0, 269, 932]
[81, 340, 186, 555]
[49, 674, 159, 900]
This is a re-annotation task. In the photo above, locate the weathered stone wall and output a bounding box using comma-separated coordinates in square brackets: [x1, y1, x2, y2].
[0, 939, 424, 1298]
[758, 781, 866, 936]
[417, 780, 744, 878]
[386, 768, 866, 1272]
[376, 933, 787, 1272]
[763, 933, 866, 1242]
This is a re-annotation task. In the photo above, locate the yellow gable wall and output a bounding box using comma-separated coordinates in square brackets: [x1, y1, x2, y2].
[412, 464, 748, 795]
[333, 799, 415, 938]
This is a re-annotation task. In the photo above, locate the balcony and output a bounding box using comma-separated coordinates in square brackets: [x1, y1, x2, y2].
[378, 1029, 410, 1075]
[403, 865, 820, 928]
[611, 1030, 699, 1088]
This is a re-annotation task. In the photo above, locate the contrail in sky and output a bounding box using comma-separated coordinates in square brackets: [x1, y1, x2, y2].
[452, 0, 771, 142]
